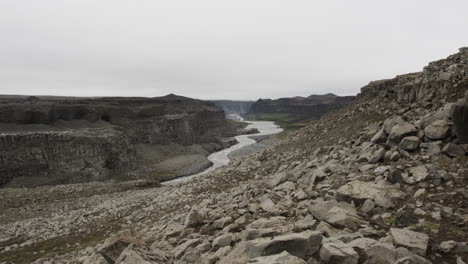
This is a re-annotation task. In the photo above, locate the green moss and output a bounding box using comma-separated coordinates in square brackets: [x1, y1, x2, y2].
[0, 231, 109, 264]
[384, 216, 397, 225]
[422, 221, 440, 232]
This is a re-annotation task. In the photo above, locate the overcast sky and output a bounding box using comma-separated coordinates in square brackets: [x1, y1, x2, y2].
[0, 1, 467, 100]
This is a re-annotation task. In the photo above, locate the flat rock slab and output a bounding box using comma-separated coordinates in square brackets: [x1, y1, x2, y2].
[337, 181, 403, 208]
[246, 231, 323, 259]
[248, 251, 307, 264]
[390, 228, 429, 256]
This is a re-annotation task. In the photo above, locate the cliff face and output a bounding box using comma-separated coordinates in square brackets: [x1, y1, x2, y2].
[0, 129, 135, 187]
[0, 95, 232, 187]
[360, 47, 468, 104]
[246, 93, 355, 120]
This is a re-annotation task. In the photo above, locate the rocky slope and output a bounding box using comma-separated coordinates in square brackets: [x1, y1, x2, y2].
[1, 48, 468, 264]
[0, 94, 237, 187]
[246, 93, 355, 122]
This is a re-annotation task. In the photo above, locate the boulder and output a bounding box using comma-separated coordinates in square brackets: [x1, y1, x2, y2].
[319, 240, 359, 264]
[245, 231, 323, 259]
[336, 181, 403, 208]
[399, 136, 420, 151]
[452, 93, 468, 143]
[98, 231, 144, 263]
[371, 128, 387, 144]
[407, 166, 429, 184]
[442, 143, 466, 157]
[384, 116, 406, 134]
[115, 244, 166, 264]
[260, 198, 279, 213]
[387, 169, 405, 184]
[389, 228, 429, 256]
[323, 206, 365, 230]
[365, 242, 398, 264]
[213, 234, 233, 248]
[248, 251, 307, 264]
[387, 122, 418, 145]
[185, 209, 204, 228]
[424, 120, 449, 140]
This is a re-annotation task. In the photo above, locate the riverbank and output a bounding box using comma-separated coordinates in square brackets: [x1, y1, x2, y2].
[228, 134, 282, 159]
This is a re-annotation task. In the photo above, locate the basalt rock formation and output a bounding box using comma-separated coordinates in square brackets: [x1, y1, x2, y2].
[246, 93, 354, 122]
[1, 48, 468, 264]
[0, 94, 234, 187]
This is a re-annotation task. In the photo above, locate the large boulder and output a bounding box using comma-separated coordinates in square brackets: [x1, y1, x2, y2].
[336, 181, 403, 208]
[424, 120, 450, 140]
[245, 231, 323, 259]
[399, 136, 420, 151]
[452, 92, 468, 143]
[442, 143, 466, 157]
[390, 228, 429, 256]
[387, 122, 418, 145]
[319, 240, 359, 264]
[323, 206, 365, 230]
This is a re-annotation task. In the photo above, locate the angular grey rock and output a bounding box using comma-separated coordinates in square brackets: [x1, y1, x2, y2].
[248, 251, 307, 264]
[387, 122, 418, 145]
[360, 199, 376, 214]
[213, 234, 232, 248]
[452, 92, 468, 143]
[337, 181, 403, 208]
[384, 116, 406, 134]
[407, 166, 429, 184]
[390, 228, 429, 256]
[439, 240, 457, 253]
[260, 198, 279, 213]
[324, 206, 365, 230]
[387, 169, 404, 184]
[319, 240, 359, 264]
[399, 136, 420, 151]
[174, 238, 201, 259]
[185, 209, 204, 228]
[246, 231, 323, 259]
[371, 128, 387, 144]
[116, 244, 166, 264]
[365, 242, 398, 264]
[424, 120, 449, 140]
[309, 199, 340, 221]
[442, 143, 466, 157]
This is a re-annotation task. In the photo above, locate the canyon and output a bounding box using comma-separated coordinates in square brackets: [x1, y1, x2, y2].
[0, 48, 467, 264]
[0, 94, 241, 187]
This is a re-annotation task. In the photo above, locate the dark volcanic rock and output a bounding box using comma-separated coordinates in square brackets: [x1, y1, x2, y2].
[246, 93, 354, 121]
[452, 92, 468, 143]
[0, 94, 234, 187]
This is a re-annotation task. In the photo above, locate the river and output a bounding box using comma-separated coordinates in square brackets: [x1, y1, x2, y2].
[163, 118, 283, 184]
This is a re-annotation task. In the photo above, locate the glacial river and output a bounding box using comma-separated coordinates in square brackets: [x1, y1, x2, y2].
[163, 118, 283, 184]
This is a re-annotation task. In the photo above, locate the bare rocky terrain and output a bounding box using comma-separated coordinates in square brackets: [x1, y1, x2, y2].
[1, 48, 468, 264]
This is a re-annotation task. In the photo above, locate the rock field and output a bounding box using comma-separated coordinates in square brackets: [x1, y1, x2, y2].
[1, 48, 468, 264]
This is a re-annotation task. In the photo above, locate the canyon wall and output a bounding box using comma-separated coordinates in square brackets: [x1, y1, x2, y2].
[0, 94, 232, 187]
[246, 93, 355, 121]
